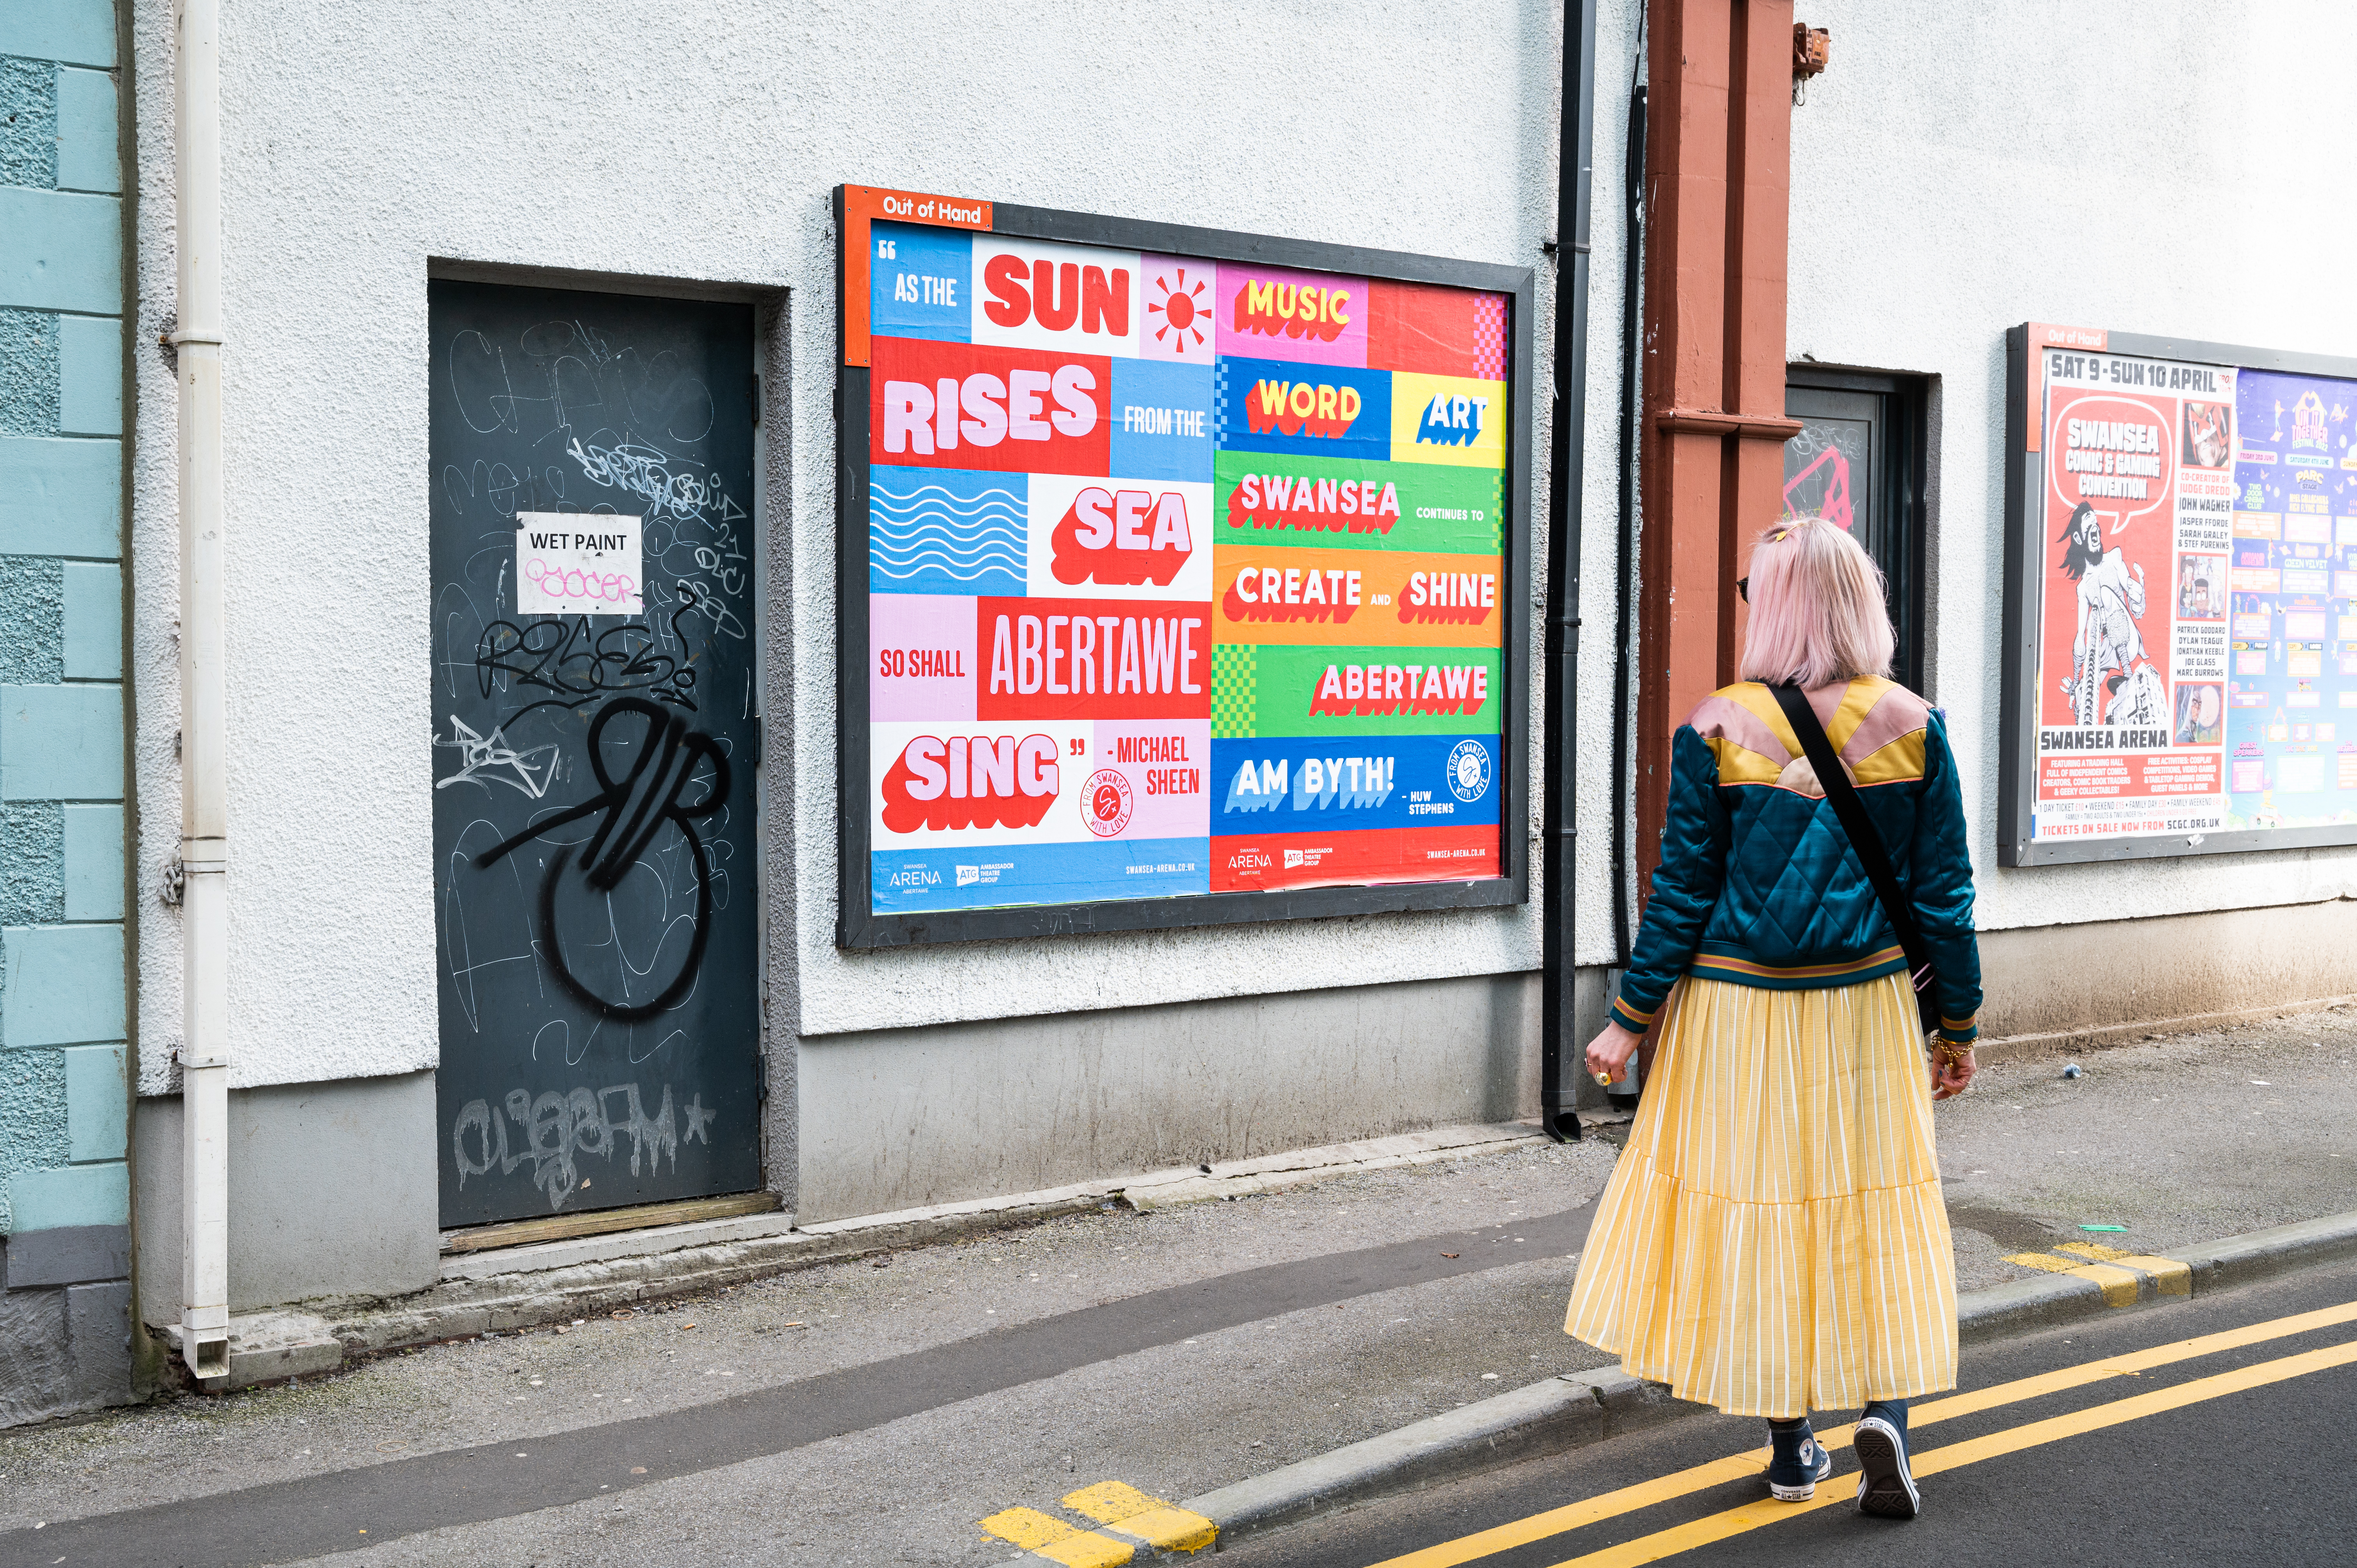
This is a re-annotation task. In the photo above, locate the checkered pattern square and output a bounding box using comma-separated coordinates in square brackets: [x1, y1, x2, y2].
[1213, 362, 1233, 431]
[1210, 645, 1257, 738]
[1471, 296, 1507, 380]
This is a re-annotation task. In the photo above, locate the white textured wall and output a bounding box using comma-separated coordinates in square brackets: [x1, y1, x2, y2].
[129, 0, 1645, 1089]
[1788, 0, 2357, 934]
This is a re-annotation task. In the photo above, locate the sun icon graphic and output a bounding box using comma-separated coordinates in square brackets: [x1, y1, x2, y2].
[1147, 267, 1211, 355]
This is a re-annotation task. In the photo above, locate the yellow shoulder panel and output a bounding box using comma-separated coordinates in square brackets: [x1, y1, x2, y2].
[1705, 734, 1788, 786]
[1850, 730, 1929, 786]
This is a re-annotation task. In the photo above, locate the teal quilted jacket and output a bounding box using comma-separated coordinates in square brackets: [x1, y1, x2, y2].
[1609, 677, 1982, 1046]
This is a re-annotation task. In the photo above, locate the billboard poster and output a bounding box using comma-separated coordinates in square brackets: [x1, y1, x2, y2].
[2002, 323, 2357, 865]
[840, 188, 1526, 938]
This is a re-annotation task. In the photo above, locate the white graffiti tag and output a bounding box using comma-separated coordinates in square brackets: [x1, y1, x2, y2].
[434, 716, 561, 799]
[450, 1081, 694, 1211]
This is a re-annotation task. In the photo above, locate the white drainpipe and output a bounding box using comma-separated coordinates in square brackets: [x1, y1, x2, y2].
[172, 0, 230, 1381]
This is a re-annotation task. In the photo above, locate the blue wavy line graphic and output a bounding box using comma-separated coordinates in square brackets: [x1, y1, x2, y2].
[872, 484, 1025, 508]
[870, 505, 1024, 529]
[869, 503, 1026, 592]
[873, 562, 1022, 583]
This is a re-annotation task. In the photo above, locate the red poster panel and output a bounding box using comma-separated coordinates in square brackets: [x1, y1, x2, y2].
[1211, 825, 1498, 891]
[870, 337, 1112, 477]
[1365, 279, 1509, 380]
[973, 597, 1212, 722]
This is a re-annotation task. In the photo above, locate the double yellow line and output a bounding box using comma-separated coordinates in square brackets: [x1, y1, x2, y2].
[1369, 1299, 2357, 1568]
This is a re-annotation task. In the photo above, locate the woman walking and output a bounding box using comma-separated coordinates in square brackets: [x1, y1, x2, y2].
[1565, 515, 1981, 1520]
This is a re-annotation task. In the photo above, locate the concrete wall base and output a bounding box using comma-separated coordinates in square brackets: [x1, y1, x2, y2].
[295, 1123, 1540, 1355]
[133, 1070, 440, 1328]
[0, 1278, 134, 1427]
[1978, 899, 2357, 1054]
[795, 971, 1540, 1224]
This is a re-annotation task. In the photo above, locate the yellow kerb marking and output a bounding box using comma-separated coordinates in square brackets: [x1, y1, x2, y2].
[2000, 1251, 2141, 1304]
[979, 1506, 1134, 1568]
[2118, 1255, 2194, 1296]
[982, 1507, 1081, 1550]
[2075, 1261, 2144, 1307]
[2001, 1250, 2081, 1273]
[1365, 1297, 2357, 1568]
[1037, 1536, 1138, 1568]
[1063, 1481, 1218, 1554]
[1062, 1481, 1160, 1523]
[1541, 1337, 2357, 1566]
[2053, 1244, 2192, 1296]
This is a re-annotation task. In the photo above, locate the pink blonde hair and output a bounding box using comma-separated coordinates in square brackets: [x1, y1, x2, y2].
[1736, 514, 1896, 689]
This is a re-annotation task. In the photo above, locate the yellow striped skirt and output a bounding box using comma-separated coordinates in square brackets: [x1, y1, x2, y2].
[1564, 971, 1957, 1418]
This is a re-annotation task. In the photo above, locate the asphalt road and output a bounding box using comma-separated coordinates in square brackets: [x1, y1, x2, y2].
[1226, 1253, 2357, 1568]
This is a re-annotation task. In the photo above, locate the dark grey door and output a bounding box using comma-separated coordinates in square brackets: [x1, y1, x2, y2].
[429, 280, 761, 1227]
[1785, 373, 1927, 691]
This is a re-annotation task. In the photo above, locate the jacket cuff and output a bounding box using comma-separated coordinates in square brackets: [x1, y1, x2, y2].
[1936, 1012, 1979, 1046]
[1610, 995, 1656, 1035]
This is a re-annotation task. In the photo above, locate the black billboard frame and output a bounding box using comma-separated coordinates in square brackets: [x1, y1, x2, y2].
[1998, 322, 2357, 869]
[834, 188, 1537, 948]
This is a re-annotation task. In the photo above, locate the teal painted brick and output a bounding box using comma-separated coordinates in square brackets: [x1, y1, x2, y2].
[0, 436, 119, 556]
[62, 1042, 123, 1161]
[61, 560, 117, 676]
[0, 306, 61, 436]
[0, 187, 120, 313]
[0, 554, 62, 680]
[0, 1, 116, 69]
[1, 922, 123, 1045]
[7, 1161, 127, 1233]
[0, 1045, 66, 1233]
[60, 803, 118, 919]
[56, 314, 118, 435]
[0, 802, 62, 922]
[53, 66, 116, 194]
[0, 54, 56, 188]
[0, 682, 120, 799]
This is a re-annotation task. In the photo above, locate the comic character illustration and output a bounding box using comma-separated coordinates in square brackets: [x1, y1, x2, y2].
[2177, 554, 2223, 619]
[2057, 501, 2161, 727]
[2182, 401, 2230, 469]
[2172, 682, 2223, 746]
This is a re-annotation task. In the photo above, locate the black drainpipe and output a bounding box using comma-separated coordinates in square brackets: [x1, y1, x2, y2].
[1540, 0, 1599, 1144]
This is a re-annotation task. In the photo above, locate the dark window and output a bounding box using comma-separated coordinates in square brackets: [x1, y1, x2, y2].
[1783, 370, 1929, 692]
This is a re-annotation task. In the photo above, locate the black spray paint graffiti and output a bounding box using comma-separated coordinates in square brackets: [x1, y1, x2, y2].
[451, 1081, 718, 1211]
[474, 584, 710, 724]
[474, 698, 729, 1022]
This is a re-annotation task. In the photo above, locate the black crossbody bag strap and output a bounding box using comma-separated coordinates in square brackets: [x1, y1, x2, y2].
[1767, 683, 1940, 1034]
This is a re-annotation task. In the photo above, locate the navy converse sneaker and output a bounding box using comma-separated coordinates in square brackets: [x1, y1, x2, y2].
[1765, 1418, 1834, 1502]
[1853, 1399, 1920, 1519]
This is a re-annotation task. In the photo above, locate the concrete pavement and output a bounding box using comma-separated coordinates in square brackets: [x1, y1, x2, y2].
[2, 1004, 2355, 1566]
